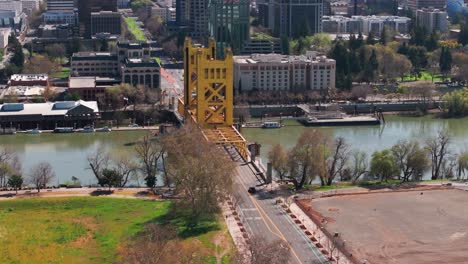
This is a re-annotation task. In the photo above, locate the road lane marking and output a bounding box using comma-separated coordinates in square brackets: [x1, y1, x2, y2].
[236, 165, 304, 264]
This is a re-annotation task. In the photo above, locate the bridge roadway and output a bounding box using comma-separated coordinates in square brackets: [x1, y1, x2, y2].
[227, 148, 328, 264]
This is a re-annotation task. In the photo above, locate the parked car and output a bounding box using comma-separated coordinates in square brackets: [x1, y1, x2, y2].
[248, 187, 256, 194]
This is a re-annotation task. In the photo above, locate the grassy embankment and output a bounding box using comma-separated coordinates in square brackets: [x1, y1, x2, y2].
[0, 197, 233, 263]
[301, 178, 452, 191]
[124, 17, 147, 42]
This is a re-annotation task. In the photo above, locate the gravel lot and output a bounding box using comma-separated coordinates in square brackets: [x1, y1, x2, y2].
[299, 189, 468, 264]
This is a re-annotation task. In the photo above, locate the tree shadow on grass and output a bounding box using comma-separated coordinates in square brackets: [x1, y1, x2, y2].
[150, 202, 220, 239]
[90, 190, 114, 196]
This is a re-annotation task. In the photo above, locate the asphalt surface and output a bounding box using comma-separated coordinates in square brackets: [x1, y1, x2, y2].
[229, 146, 328, 264]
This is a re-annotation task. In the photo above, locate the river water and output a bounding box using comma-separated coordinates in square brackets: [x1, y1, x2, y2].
[0, 116, 467, 184]
[242, 115, 468, 180]
[0, 131, 147, 186]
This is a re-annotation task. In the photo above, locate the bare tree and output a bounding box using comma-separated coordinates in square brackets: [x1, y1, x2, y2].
[269, 130, 330, 190]
[425, 130, 451, 180]
[267, 144, 288, 181]
[135, 134, 165, 188]
[457, 152, 468, 180]
[0, 147, 21, 188]
[236, 236, 291, 264]
[113, 154, 138, 187]
[321, 137, 350, 186]
[29, 162, 55, 192]
[123, 224, 177, 264]
[349, 150, 368, 184]
[164, 125, 235, 221]
[87, 148, 110, 181]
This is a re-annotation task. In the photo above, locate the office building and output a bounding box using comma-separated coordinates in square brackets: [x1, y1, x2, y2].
[240, 38, 283, 55]
[21, 0, 40, 15]
[187, 0, 209, 39]
[121, 59, 160, 89]
[208, 0, 249, 56]
[407, 0, 445, 10]
[261, 0, 323, 38]
[234, 52, 335, 92]
[78, 0, 117, 38]
[71, 52, 119, 77]
[416, 8, 448, 32]
[90, 11, 122, 37]
[0, 10, 27, 33]
[116, 41, 161, 64]
[43, 0, 78, 25]
[0, 0, 22, 14]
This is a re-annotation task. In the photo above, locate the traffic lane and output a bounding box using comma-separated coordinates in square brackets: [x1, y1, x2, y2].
[235, 164, 301, 264]
[233, 166, 281, 244]
[255, 192, 329, 264]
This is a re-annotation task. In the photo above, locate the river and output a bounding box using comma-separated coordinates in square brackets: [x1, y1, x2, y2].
[242, 115, 468, 180]
[0, 131, 147, 186]
[0, 115, 467, 185]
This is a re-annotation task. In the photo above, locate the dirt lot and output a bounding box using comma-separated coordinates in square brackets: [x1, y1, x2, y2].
[299, 189, 468, 264]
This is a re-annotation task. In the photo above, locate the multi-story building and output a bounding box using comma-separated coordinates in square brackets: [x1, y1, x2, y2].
[78, 0, 117, 38]
[121, 59, 160, 89]
[416, 8, 448, 32]
[0, 0, 22, 14]
[90, 11, 122, 37]
[21, 0, 40, 15]
[322, 15, 411, 35]
[68, 76, 120, 103]
[208, 0, 250, 57]
[407, 0, 445, 11]
[70, 41, 162, 90]
[38, 24, 71, 38]
[240, 38, 283, 55]
[176, 0, 188, 25]
[43, 0, 78, 25]
[116, 41, 161, 64]
[260, 0, 323, 38]
[187, 0, 210, 39]
[0, 10, 27, 34]
[117, 0, 130, 8]
[71, 52, 119, 77]
[234, 52, 336, 92]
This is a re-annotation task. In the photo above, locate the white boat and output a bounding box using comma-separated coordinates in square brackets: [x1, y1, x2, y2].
[26, 128, 42, 134]
[97, 126, 112, 132]
[80, 126, 95, 133]
[262, 121, 282, 129]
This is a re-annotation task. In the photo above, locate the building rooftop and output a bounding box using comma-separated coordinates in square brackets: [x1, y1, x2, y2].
[71, 52, 118, 60]
[5, 85, 46, 97]
[10, 74, 48, 82]
[0, 100, 99, 117]
[234, 53, 335, 64]
[69, 77, 96, 88]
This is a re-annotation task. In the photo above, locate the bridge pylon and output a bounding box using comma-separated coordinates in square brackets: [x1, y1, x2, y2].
[179, 37, 248, 161]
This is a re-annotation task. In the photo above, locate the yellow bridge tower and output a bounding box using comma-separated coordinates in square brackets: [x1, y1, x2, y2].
[179, 38, 248, 160]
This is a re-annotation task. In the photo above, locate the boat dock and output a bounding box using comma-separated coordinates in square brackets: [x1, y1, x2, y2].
[300, 115, 381, 126]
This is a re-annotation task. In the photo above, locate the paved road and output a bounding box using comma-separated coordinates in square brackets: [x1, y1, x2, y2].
[228, 147, 328, 264]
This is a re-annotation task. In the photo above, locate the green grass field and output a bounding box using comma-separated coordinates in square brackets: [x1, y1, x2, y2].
[124, 17, 147, 41]
[52, 67, 70, 78]
[0, 197, 233, 264]
[401, 71, 443, 82]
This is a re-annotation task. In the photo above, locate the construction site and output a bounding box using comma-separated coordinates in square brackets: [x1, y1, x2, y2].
[297, 186, 468, 264]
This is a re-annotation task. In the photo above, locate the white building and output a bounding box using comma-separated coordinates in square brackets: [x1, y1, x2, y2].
[322, 15, 411, 35]
[416, 8, 448, 33]
[21, 0, 40, 15]
[0, 28, 11, 48]
[0, 0, 22, 14]
[234, 52, 336, 92]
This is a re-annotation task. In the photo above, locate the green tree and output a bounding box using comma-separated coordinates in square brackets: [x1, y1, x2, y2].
[364, 49, 379, 83]
[99, 168, 123, 190]
[457, 152, 468, 180]
[367, 31, 376, 45]
[391, 140, 429, 182]
[370, 150, 399, 182]
[425, 32, 439, 51]
[8, 174, 23, 194]
[458, 23, 468, 46]
[9, 34, 24, 70]
[442, 88, 468, 116]
[439, 47, 452, 77]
